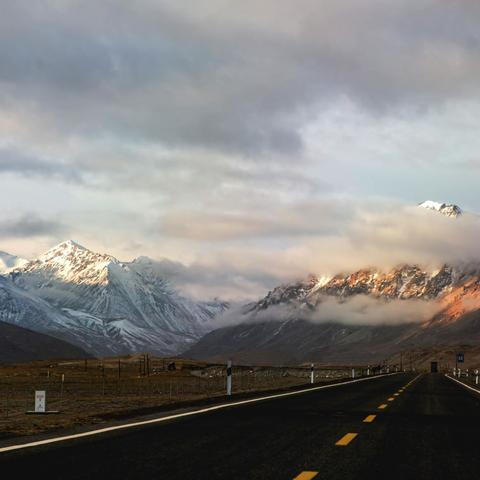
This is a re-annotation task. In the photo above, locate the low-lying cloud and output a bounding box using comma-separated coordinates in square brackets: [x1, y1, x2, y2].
[210, 295, 443, 330]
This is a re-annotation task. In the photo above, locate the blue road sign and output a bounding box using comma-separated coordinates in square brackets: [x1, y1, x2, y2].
[457, 353, 465, 363]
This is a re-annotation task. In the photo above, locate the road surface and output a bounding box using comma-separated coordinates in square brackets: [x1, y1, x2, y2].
[1, 373, 480, 479]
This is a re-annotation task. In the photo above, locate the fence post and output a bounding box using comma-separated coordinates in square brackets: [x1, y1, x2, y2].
[60, 374, 65, 403]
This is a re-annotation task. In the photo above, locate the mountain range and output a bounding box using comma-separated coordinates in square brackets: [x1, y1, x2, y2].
[1, 200, 478, 365]
[186, 201, 480, 364]
[0, 240, 227, 357]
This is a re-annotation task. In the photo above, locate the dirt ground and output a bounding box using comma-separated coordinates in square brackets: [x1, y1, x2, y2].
[0, 356, 361, 439]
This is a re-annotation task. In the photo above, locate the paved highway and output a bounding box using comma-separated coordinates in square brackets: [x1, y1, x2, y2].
[1, 373, 480, 479]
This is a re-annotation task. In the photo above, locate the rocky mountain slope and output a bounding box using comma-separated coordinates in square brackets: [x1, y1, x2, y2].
[1, 241, 228, 357]
[0, 320, 90, 363]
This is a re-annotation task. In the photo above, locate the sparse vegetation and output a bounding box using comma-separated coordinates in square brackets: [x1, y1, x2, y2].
[0, 355, 370, 439]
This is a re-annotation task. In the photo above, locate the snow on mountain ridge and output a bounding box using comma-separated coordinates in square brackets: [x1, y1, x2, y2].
[418, 200, 462, 217]
[4, 240, 228, 356]
[27, 240, 118, 286]
[0, 251, 28, 274]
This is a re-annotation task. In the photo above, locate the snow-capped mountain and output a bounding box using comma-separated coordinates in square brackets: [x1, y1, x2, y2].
[418, 200, 462, 217]
[186, 262, 480, 364]
[250, 264, 460, 313]
[2, 241, 228, 356]
[0, 251, 28, 273]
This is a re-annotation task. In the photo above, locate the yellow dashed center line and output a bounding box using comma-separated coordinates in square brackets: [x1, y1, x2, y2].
[335, 432, 358, 446]
[295, 376, 419, 476]
[293, 471, 318, 480]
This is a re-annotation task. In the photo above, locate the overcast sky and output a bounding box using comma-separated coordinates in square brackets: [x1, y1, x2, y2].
[2, 0, 480, 299]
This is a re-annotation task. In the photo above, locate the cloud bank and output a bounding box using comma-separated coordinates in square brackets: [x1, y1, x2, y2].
[1, 1, 480, 305]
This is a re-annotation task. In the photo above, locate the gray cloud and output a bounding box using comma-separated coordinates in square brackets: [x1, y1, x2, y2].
[0, 215, 68, 239]
[2, 1, 480, 155]
[0, 147, 81, 182]
[157, 199, 351, 241]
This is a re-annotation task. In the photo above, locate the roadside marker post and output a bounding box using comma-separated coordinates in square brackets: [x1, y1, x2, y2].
[310, 364, 314, 384]
[26, 391, 59, 415]
[476, 370, 479, 385]
[226, 360, 232, 396]
[351, 368, 355, 379]
[35, 391, 46, 413]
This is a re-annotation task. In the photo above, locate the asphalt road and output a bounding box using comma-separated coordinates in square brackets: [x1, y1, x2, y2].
[2, 372, 480, 479]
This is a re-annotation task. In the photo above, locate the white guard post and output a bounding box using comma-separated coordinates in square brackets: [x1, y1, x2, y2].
[226, 360, 232, 396]
[310, 364, 314, 384]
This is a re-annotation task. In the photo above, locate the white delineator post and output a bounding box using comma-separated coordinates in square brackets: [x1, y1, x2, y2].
[367, 367, 370, 376]
[226, 360, 232, 396]
[351, 368, 355, 379]
[476, 370, 479, 385]
[35, 390, 46, 413]
[310, 363, 314, 384]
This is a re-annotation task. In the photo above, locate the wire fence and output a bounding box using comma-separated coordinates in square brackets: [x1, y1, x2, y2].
[0, 357, 385, 436]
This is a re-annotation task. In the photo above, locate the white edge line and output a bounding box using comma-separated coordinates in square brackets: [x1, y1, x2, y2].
[445, 374, 480, 394]
[0, 372, 400, 454]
